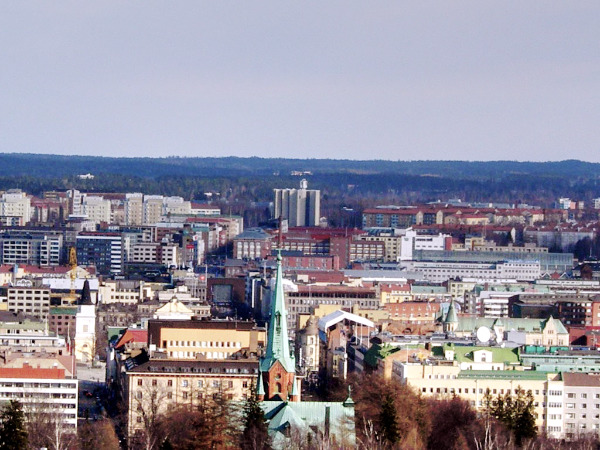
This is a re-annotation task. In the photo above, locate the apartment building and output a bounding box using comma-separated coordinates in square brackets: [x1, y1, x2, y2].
[392, 361, 562, 437]
[5, 286, 51, 320]
[561, 373, 600, 439]
[0, 228, 64, 266]
[0, 363, 78, 430]
[0, 190, 32, 226]
[76, 232, 124, 275]
[126, 358, 259, 443]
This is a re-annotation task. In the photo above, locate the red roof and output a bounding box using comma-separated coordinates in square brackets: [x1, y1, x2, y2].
[0, 364, 66, 379]
[115, 329, 148, 349]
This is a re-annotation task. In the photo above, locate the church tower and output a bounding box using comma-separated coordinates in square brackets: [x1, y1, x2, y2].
[258, 252, 299, 401]
[75, 279, 96, 364]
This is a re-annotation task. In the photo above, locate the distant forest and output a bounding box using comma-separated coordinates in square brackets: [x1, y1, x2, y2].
[1, 154, 600, 227]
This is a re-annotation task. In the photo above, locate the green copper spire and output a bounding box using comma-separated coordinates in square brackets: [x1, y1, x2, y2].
[260, 252, 295, 373]
[444, 299, 458, 324]
[256, 371, 265, 396]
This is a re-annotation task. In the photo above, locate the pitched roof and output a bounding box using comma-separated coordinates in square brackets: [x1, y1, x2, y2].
[562, 372, 600, 387]
[115, 329, 148, 349]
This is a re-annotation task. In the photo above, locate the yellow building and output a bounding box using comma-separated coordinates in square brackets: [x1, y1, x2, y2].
[147, 319, 266, 360]
[127, 358, 259, 443]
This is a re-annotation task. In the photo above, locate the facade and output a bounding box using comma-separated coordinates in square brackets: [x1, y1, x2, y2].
[82, 196, 111, 224]
[6, 286, 51, 320]
[285, 285, 379, 333]
[147, 319, 266, 360]
[0, 190, 32, 226]
[126, 358, 259, 442]
[273, 179, 320, 227]
[561, 373, 600, 439]
[76, 232, 124, 275]
[403, 260, 541, 283]
[0, 364, 78, 430]
[0, 229, 64, 266]
[124, 193, 144, 226]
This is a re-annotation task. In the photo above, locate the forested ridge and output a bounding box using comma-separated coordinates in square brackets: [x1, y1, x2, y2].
[1, 155, 600, 215]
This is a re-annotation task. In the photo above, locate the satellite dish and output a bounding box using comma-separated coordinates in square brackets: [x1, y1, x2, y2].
[476, 326, 491, 344]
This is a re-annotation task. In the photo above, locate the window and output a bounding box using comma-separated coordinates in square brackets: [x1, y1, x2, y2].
[168, 380, 173, 387]
[137, 379, 143, 386]
[182, 380, 189, 387]
[198, 380, 204, 388]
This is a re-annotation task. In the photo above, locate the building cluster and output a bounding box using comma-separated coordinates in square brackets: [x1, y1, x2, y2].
[6, 184, 600, 443]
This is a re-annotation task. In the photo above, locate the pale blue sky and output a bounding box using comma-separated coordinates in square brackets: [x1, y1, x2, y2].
[1, 2, 599, 161]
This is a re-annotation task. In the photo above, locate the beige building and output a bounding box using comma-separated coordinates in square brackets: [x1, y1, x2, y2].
[127, 358, 259, 443]
[147, 319, 266, 360]
[392, 360, 561, 433]
[124, 193, 144, 226]
[98, 280, 151, 305]
[5, 286, 51, 320]
[82, 196, 111, 224]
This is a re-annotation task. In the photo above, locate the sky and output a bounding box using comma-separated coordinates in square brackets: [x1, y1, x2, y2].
[1, 2, 599, 162]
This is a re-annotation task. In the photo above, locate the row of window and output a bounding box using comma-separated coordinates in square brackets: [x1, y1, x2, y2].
[166, 340, 242, 349]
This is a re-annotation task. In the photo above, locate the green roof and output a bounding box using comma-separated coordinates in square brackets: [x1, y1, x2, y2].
[455, 316, 568, 334]
[49, 307, 78, 316]
[261, 400, 355, 449]
[444, 344, 519, 364]
[364, 343, 400, 368]
[412, 285, 447, 294]
[458, 370, 551, 380]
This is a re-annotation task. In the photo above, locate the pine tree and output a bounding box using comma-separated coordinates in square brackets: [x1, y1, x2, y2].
[378, 393, 400, 445]
[0, 400, 28, 450]
[240, 385, 271, 450]
[486, 387, 537, 447]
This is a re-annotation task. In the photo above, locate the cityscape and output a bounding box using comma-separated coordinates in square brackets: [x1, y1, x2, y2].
[0, 173, 598, 448]
[2, 2, 600, 449]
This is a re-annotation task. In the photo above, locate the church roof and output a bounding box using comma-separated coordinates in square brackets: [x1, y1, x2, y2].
[444, 299, 458, 324]
[261, 400, 356, 449]
[260, 253, 295, 373]
[78, 280, 93, 305]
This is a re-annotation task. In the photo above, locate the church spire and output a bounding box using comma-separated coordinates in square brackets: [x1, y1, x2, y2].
[261, 252, 295, 373]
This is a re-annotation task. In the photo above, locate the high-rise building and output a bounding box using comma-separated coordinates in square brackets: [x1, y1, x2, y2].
[76, 232, 124, 275]
[273, 179, 320, 227]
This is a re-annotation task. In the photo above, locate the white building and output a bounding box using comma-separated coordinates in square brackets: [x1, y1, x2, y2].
[402, 261, 541, 284]
[0, 190, 32, 226]
[399, 229, 451, 261]
[0, 364, 78, 430]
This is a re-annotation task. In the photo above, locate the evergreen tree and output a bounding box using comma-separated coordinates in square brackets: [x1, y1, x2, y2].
[240, 385, 271, 450]
[485, 387, 537, 447]
[0, 400, 28, 450]
[378, 393, 400, 445]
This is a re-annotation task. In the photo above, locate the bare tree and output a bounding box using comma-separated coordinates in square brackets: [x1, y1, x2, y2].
[129, 382, 169, 450]
[24, 406, 77, 450]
